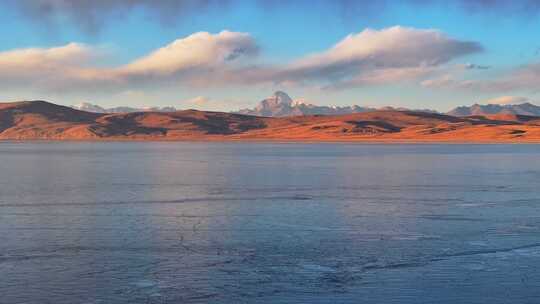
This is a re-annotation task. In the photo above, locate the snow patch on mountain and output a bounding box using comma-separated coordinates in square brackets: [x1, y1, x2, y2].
[72, 102, 177, 113]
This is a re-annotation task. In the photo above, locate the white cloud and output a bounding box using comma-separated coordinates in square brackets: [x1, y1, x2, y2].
[0, 30, 258, 92]
[0, 43, 96, 82]
[0, 42, 93, 66]
[121, 31, 258, 76]
[420, 74, 459, 88]
[185, 96, 210, 105]
[180, 95, 243, 111]
[0, 27, 483, 94]
[274, 26, 482, 87]
[485, 96, 529, 105]
[327, 66, 438, 89]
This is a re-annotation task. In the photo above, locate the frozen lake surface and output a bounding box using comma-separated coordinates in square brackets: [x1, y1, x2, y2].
[1, 142, 540, 303]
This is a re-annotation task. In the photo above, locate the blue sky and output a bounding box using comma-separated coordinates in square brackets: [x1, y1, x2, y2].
[1, 0, 540, 111]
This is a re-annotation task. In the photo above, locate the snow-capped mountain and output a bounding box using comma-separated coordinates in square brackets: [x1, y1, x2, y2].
[72, 102, 177, 113]
[234, 91, 438, 117]
[235, 91, 375, 117]
[72, 92, 440, 117]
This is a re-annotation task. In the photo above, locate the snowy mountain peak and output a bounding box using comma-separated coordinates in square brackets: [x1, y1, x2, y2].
[73, 102, 107, 113]
[268, 91, 293, 106]
[236, 91, 376, 117]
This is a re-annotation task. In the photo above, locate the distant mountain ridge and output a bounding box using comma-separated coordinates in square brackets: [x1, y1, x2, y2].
[235, 91, 437, 117]
[72, 102, 177, 113]
[73, 93, 540, 118]
[235, 91, 374, 117]
[447, 102, 540, 117]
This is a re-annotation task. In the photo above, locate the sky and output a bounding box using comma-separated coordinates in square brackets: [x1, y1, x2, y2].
[1, 0, 540, 112]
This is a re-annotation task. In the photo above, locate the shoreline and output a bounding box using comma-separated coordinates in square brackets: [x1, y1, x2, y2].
[2, 138, 540, 144]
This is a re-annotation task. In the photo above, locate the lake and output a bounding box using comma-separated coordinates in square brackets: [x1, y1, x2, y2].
[1, 142, 540, 303]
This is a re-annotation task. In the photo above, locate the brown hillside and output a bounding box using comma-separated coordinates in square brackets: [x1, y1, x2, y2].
[1, 100, 540, 142]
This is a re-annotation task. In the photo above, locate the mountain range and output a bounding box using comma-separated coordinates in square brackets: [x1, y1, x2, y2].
[446, 103, 540, 117]
[2, 99, 540, 142]
[71, 91, 540, 119]
[235, 91, 437, 117]
[72, 102, 177, 113]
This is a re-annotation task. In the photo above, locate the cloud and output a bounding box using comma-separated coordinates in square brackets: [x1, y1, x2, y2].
[177, 26, 482, 90]
[181, 95, 243, 111]
[121, 31, 258, 76]
[185, 96, 210, 105]
[324, 66, 439, 89]
[0, 42, 102, 87]
[0, 42, 94, 67]
[464, 63, 490, 70]
[484, 96, 530, 105]
[10, 0, 230, 35]
[457, 0, 540, 16]
[420, 76, 446, 88]
[11, 0, 540, 36]
[0, 27, 483, 93]
[504, 63, 540, 90]
[260, 0, 540, 18]
[422, 62, 540, 92]
[114, 30, 258, 90]
[269, 26, 482, 88]
[0, 30, 258, 92]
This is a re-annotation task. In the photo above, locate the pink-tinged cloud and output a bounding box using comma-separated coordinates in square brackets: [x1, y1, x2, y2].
[264, 26, 483, 88]
[121, 31, 258, 76]
[0, 27, 482, 93]
[422, 62, 540, 93]
[0, 30, 258, 92]
[0, 42, 93, 66]
[484, 96, 530, 105]
[0, 43, 93, 77]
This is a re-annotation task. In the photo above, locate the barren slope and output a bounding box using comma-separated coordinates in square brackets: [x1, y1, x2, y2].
[1, 100, 540, 142]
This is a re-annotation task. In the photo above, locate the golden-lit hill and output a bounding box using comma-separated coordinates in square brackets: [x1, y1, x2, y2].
[1, 100, 540, 142]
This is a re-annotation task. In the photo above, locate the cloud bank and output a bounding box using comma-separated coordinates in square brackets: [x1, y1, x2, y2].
[0, 27, 485, 93]
[122, 31, 257, 76]
[273, 26, 482, 88]
[9, 0, 540, 35]
[10, 0, 230, 35]
[0, 30, 258, 92]
[0, 42, 99, 88]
